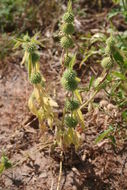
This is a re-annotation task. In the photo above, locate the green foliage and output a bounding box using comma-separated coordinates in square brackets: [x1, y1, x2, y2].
[0, 0, 26, 32]
[95, 126, 114, 144]
[0, 155, 12, 174]
[109, 0, 127, 22]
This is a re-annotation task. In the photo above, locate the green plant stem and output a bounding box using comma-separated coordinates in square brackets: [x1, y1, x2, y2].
[80, 89, 98, 110]
[80, 70, 109, 110]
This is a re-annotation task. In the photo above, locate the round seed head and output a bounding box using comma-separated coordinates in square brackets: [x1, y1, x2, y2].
[65, 99, 80, 111]
[61, 23, 74, 35]
[30, 72, 42, 84]
[60, 36, 73, 49]
[63, 12, 74, 23]
[61, 78, 78, 91]
[101, 57, 112, 68]
[62, 69, 77, 82]
[64, 116, 78, 128]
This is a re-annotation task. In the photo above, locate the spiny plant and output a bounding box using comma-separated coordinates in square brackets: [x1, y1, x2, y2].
[56, 0, 85, 149]
[80, 32, 127, 144]
[14, 1, 85, 151]
[14, 33, 58, 130]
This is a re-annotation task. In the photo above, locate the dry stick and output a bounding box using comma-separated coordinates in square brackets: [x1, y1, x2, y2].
[56, 150, 63, 190]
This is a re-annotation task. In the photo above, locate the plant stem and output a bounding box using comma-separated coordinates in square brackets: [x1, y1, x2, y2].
[80, 70, 109, 110]
[56, 151, 63, 190]
[80, 89, 98, 110]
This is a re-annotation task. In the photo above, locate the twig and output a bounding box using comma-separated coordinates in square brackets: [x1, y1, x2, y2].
[56, 150, 63, 190]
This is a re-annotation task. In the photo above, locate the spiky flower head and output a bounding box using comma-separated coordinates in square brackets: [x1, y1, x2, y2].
[62, 69, 77, 82]
[30, 72, 42, 84]
[61, 23, 74, 35]
[65, 99, 80, 111]
[60, 36, 73, 49]
[63, 12, 74, 23]
[61, 78, 78, 91]
[101, 57, 112, 68]
[64, 116, 78, 128]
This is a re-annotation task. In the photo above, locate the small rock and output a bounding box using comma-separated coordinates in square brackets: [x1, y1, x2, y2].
[39, 172, 48, 178]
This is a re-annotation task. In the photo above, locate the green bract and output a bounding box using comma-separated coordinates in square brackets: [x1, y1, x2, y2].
[65, 99, 80, 111]
[60, 36, 73, 49]
[30, 72, 42, 84]
[65, 116, 78, 128]
[61, 23, 74, 35]
[63, 12, 74, 23]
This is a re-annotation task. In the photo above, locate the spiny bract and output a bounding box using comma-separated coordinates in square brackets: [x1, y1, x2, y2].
[65, 99, 80, 111]
[23, 42, 36, 53]
[61, 23, 74, 35]
[64, 116, 78, 128]
[63, 12, 74, 23]
[64, 54, 72, 67]
[101, 57, 112, 68]
[30, 72, 42, 84]
[62, 69, 77, 82]
[60, 36, 73, 49]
